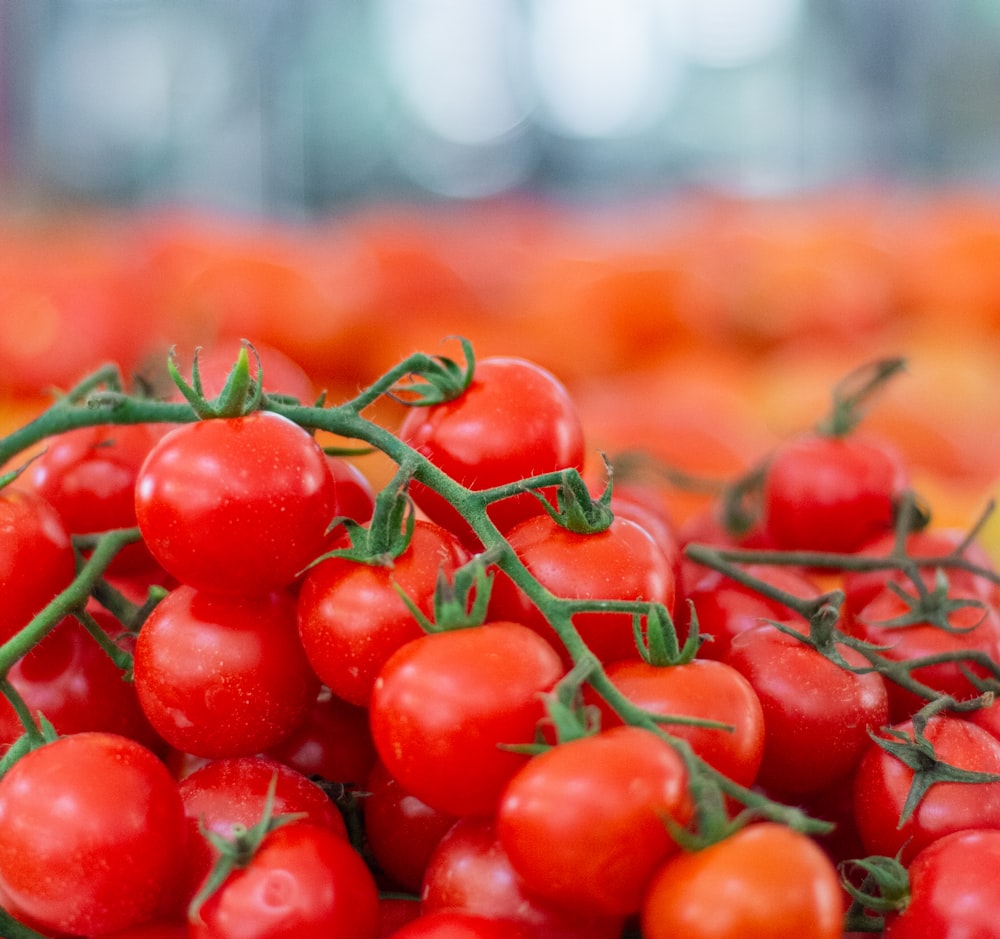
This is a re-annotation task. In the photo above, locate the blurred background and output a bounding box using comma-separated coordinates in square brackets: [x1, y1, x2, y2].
[3, 0, 1000, 215]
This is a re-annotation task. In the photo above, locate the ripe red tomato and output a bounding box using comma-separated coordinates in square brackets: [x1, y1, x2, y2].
[134, 410, 337, 595]
[724, 622, 889, 797]
[369, 621, 564, 818]
[178, 755, 347, 906]
[488, 512, 675, 666]
[421, 817, 625, 939]
[296, 519, 470, 707]
[390, 911, 534, 939]
[761, 430, 908, 553]
[26, 422, 163, 574]
[362, 760, 458, 894]
[0, 486, 76, 643]
[883, 828, 1000, 939]
[0, 732, 187, 936]
[188, 821, 379, 939]
[588, 656, 765, 788]
[497, 725, 692, 918]
[854, 713, 1000, 863]
[397, 356, 586, 548]
[133, 585, 319, 758]
[848, 583, 1000, 721]
[640, 822, 844, 939]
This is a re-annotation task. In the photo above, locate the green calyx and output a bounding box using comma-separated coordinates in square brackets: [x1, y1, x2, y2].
[840, 853, 910, 932]
[391, 336, 475, 406]
[394, 552, 496, 634]
[168, 341, 264, 419]
[536, 467, 614, 535]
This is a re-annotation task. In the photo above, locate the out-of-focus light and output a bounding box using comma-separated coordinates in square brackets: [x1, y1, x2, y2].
[529, 0, 678, 139]
[662, 0, 803, 68]
[377, 0, 529, 146]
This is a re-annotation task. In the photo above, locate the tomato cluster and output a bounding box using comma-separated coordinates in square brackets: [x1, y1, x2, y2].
[0, 341, 999, 939]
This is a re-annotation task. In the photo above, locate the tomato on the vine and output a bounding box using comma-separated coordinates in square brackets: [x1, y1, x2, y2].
[296, 519, 470, 707]
[133, 585, 319, 759]
[398, 356, 586, 548]
[134, 410, 337, 595]
[369, 620, 564, 818]
[496, 725, 693, 918]
[640, 822, 844, 939]
[0, 732, 187, 937]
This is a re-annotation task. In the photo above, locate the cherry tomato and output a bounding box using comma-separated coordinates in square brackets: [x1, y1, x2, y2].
[761, 430, 908, 553]
[296, 519, 469, 707]
[325, 455, 376, 526]
[724, 622, 889, 797]
[362, 760, 458, 894]
[883, 828, 1000, 939]
[26, 422, 163, 574]
[497, 725, 692, 918]
[640, 822, 844, 939]
[488, 512, 675, 666]
[0, 486, 75, 643]
[854, 713, 1000, 863]
[178, 755, 347, 906]
[188, 821, 379, 939]
[398, 356, 586, 548]
[0, 732, 187, 936]
[369, 621, 564, 818]
[421, 817, 625, 939]
[133, 585, 319, 758]
[135, 410, 337, 595]
[588, 656, 765, 788]
[390, 910, 534, 939]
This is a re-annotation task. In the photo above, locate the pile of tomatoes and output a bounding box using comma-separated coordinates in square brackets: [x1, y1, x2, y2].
[0, 338, 1000, 939]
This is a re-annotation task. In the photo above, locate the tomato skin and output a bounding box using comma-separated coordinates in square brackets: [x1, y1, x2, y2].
[883, 828, 1000, 939]
[189, 821, 380, 939]
[489, 513, 675, 666]
[588, 657, 765, 788]
[640, 822, 844, 939]
[362, 760, 457, 894]
[135, 410, 337, 595]
[0, 487, 76, 643]
[390, 910, 534, 939]
[398, 357, 586, 548]
[296, 520, 470, 707]
[724, 623, 889, 797]
[421, 817, 625, 939]
[0, 732, 187, 936]
[497, 725, 693, 918]
[369, 621, 564, 818]
[133, 585, 319, 759]
[177, 755, 348, 906]
[854, 714, 1000, 863]
[762, 431, 908, 553]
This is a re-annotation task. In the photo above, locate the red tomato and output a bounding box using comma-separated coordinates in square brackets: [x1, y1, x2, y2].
[133, 585, 319, 758]
[640, 822, 844, 939]
[390, 911, 534, 939]
[488, 512, 675, 666]
[188, 821, 379, 939]
[265, 686, 378, 786]
[0, 613, 162, 752]
[724, 622, 889, 797]
[421, 817, 625, 939]
[854, 713, 1000, 863]
[849, 584, 1000, 721]
[0, 487, 76, 643]
[26, 422, 163, 574]
[761, 430, 908, 553]
[325, 455, 376, 526]
[362, 760, 458, 894]
[135, 410, 337, 595]
[0, 732, 187, 936]
[588, 657, 765, 788]
[178, 755, 347, 906]
[497, 725, 692, 918]
[681, 563, 821, 661]
[369, 621, 564, 818]
[398, 356, 586, 548]
[883, 828, 1000, 939]
[296, 520, 470, 707]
